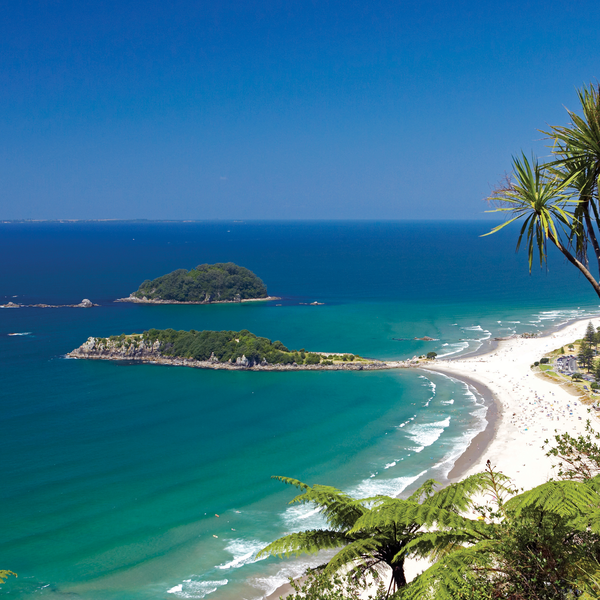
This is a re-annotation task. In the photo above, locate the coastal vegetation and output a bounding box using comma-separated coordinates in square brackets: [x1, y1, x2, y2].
[74, 329, 369, 368]
[485, 83, 600, 299]
[263, 432, 600, 599]
[130, 262, 269, 302]
[532, 322, 600, 399]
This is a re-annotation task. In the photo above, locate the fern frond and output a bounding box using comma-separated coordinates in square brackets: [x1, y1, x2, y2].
[505, 479, 600, 519]
[400, 544, 496, 600]
[350, 498, 475, 534]
[407, 479, 440, 503]
[401, 529, 489, 562]
[324, 538, 382, 575]
[257, 529, 348, 559]
[272, 475, 310, 491]
[423, 471, 513, 513]
[272, 477, 367, 529]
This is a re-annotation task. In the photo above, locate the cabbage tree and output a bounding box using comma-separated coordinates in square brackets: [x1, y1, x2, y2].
[486, 83, 600, 298]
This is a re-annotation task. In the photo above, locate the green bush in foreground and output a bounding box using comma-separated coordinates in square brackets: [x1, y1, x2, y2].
[262, 430, 600, 600]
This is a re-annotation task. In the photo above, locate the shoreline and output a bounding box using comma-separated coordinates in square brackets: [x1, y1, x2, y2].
[424, 316, 600, 492]
[114, 295, 281, 305]
[66, 351, 412, 371]
[418, 369, 501, 482]
[264, 314, 600, 598]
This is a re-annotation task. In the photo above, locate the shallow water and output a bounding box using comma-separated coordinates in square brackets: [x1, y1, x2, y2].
[1, 221, 598, 599]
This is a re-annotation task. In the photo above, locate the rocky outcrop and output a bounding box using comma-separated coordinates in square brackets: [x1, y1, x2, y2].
[1, 298, 98, 308]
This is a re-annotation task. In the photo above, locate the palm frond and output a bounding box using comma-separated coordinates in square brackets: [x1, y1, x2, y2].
[484, 153, 578, 271]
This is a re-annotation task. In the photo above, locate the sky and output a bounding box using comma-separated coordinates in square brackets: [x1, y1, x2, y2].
[1, 0, 600, 220]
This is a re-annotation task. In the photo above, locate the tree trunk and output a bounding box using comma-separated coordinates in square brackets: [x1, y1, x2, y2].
[548, 231, 600, 298]
[391, 560, 407, 592]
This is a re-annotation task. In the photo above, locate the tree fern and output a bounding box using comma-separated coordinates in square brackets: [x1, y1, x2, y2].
[0, 571, 16, 585]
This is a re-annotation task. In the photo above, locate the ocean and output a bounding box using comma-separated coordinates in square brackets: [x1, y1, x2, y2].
[1, 220, 599, 599]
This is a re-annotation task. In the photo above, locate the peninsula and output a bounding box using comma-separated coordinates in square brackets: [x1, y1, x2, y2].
[115, 262, 279, 304]
[68, 329, 410, 371]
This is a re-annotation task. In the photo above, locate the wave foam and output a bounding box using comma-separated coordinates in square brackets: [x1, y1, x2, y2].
[167, 579, 228, 598]
[217, 538, 268, 570]
[436, 341, 469, 358]
[405, 417, 450, 452]
[282, 504, 327, 532]
[350, 470, 428, 498]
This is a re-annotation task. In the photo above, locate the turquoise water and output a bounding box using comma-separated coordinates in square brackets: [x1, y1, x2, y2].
[1, 221, 599, 599]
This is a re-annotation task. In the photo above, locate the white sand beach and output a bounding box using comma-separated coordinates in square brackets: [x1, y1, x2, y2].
[267, 317, 600, 597]
[426, 318, 600, 491]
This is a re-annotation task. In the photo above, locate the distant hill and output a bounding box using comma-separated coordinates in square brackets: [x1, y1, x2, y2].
[129, 262, 270, 303]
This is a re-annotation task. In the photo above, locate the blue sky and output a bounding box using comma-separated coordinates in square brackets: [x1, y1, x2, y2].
[1, 0, 599, 220]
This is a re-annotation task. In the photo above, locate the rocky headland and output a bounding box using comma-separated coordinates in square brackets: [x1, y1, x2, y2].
[68, 336, 413, 371]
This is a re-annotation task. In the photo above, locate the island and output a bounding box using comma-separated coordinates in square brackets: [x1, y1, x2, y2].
[0, 299, 97, 309]
[68, 329, 411, 371]
[115, 262, 279, 304]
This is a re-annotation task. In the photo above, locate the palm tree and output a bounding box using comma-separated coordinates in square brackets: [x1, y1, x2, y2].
[486, 83, 600, 299]
[258, 473, 494, 597]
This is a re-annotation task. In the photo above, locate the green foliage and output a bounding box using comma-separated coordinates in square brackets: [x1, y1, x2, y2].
[587, 322, 597, 343]
[283, 569, 388, 600]
[594, 359, 600, 382]
[260, 434, 600, 600]
[141, 328, 309, 366]
[402, 461, 600, 600]
[484, 83, 600, 298]
[426, 352, 437, 359]
[0, 571, 16, 584]
[540, 357, 549, 364]
[132, 262, 268, 302]
[579, 340, 595, 371]
[572, 372, 584, 381]
[304, 353, 322, 365]
[534, 361, 540, 366]
[544, 420, 600, 480]
[259, 473, 499, 595]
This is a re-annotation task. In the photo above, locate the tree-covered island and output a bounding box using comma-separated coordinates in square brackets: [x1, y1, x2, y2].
[68, 329, 407, 371]
[116, 262, 278, 304]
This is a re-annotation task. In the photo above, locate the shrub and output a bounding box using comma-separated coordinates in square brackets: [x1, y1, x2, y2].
[534, 361, 540, 366]
[540, 357, 549, 364]
[426, 351, 437, 359]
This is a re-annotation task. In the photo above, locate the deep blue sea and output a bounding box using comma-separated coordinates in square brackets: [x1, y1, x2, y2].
[1, 220, 599, 599]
